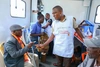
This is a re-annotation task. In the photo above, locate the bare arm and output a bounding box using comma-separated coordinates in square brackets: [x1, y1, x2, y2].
[73, 17, 84, 39]
[45, 22, 50, 28]
[30, 33, 42, 37]
[75, 28, 84, 39]
[43, 33, 55, 46]
[42, 22, 50, 29]
[78, 20, 85, 27]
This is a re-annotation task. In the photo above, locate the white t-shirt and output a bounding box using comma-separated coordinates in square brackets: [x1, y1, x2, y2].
[42, 19, 52, 37]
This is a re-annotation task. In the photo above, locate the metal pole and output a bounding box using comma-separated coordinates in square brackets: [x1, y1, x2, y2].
[86, 0, 93, 20]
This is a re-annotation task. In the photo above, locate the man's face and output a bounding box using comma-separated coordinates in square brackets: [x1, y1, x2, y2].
[52, 8, 62, 20]
[14, 29, 22, 37]
[87, 47, 100, 59]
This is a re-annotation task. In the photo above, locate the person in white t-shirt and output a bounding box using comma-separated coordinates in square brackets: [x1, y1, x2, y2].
[36, 5, 83, 67]
[42, 13, 52, 37]
[42, 13, 54, 56]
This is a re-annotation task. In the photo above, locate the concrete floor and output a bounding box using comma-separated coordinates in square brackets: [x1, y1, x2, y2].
[39, 55, 81, 67]
[40, 56, 57, 67]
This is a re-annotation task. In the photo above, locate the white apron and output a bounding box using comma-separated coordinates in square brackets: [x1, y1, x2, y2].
[52, 16, 74, 58]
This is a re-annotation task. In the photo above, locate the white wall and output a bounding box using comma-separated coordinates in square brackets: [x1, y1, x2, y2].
[0, 0, 31, 43]
[42, 0, 100, 37]
[31, 0, 37, 22]
[42, 0, 88, 24]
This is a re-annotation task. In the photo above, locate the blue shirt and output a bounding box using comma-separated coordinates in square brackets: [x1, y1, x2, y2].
[30, 22, 41, 43]
[31, 22, 41, 34]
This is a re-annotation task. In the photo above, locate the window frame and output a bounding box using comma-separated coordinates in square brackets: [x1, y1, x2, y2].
[94, 5, 100, 24]
[10, 0, 26, 18]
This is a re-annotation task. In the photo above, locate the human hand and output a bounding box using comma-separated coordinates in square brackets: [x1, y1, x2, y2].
[35, 44, 41, 48]
[35, 44, 45, 52]
[27, 42, 34, 48]
[35, 44, 44, 49]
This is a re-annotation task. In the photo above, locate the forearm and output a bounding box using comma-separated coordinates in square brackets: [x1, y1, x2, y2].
[45, 25, 49, 28]
[42, 23, 50, 28]
[43, 33, 55, 46]
[30, 33, 41, 37]
[45, 23, 50, 28]
[75, 28, 84, 38]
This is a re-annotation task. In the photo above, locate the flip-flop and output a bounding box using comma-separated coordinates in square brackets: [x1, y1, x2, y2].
[53, 63, 58, 66]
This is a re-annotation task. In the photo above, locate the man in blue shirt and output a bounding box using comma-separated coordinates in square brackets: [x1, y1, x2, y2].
[30, 14, 44, 59]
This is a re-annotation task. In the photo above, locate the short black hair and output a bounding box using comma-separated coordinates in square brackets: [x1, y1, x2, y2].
[37, 14, 44, 19]
[53, 5, 63, 11]
[38, 12, 42, 16]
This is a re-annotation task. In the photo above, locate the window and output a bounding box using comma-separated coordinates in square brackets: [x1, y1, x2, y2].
[10, 0, 26, 18]
[95, 5, 100, 23]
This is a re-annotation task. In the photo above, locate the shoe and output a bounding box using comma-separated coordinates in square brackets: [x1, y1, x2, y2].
[53, 63, 58, 66]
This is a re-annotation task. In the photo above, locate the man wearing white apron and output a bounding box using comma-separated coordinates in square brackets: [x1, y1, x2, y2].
[37, 6, 83, 67]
